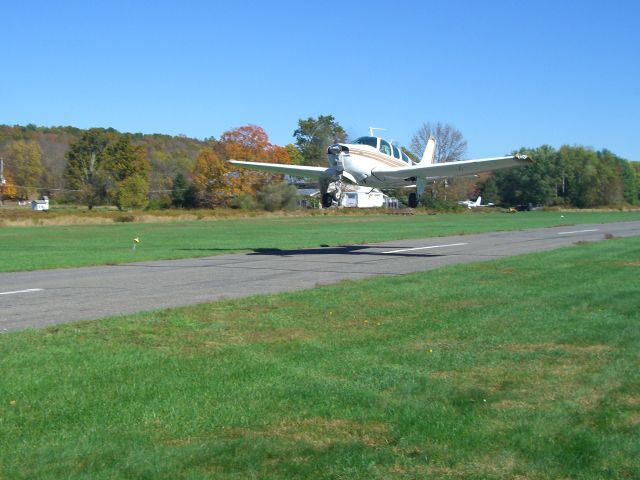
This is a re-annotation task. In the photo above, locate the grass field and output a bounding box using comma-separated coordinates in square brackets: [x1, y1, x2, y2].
[1, 209, 639, 272]
[1, 236, 638, 478]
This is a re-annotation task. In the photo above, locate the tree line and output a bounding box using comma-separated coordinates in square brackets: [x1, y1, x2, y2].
[0, 119, 638, 210]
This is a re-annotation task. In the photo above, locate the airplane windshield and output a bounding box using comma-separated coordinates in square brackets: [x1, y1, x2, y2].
[352, 136, 378, 148]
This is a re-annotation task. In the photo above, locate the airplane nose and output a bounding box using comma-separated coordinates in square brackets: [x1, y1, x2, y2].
[328, 144, 342, 155]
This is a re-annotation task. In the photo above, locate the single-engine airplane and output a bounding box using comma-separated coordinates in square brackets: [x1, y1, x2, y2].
[229, 133, 531, 208]
[458, 196, 494, 208]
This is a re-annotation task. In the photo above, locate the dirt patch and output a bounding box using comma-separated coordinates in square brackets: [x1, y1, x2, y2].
[491, 399, 535, 410]
[504, 342, 612, 354]
[244, 328, 315, 344]
[227, 417, 391, 449]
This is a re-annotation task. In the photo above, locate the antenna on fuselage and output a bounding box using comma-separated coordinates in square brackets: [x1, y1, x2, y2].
[368, 127, 386, 137]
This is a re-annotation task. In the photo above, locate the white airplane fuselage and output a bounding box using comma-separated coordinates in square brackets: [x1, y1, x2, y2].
[326, 137, 415, 189]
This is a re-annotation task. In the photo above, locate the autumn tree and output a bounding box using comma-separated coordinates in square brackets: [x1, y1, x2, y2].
[0, 169, 18, 202]
[294, 115, 346, 166]
[192, 147, 231, 207]
[3, 140, 44, 198]
[219, 125, 291, 196]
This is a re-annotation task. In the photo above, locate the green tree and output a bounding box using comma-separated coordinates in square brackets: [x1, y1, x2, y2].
[478, 175, 500, 204]
[293, 115, 346, 166]
[116, 174, 149, 209]
[171, 172, 189, 207]
[494, 145, 561, 206]
[103, 136, 149, 181]
[102, 136, 150, 209]
[620, 160, 638, 205]
[561, 146, 602, 208]
[64, 129, 113, 209]
[285, 143, 304, 165]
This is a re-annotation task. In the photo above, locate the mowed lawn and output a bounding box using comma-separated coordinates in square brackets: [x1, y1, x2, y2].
[1, 210, 639, 272]
[1, 236, 638, 479]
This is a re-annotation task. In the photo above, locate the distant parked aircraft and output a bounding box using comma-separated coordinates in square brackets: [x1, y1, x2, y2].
[229, 132, 531, 208]
[458, 196, 494, 209]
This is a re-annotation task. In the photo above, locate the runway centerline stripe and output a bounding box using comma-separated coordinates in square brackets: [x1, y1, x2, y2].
[0, 288, 44, 296]
[382, 243, 468, 254]
[557, 229, 599, 235]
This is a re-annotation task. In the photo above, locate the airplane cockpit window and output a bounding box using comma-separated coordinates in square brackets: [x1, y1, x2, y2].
[379, 139, 392, 156]
[392, 145, 401, 159]
[352, 136, 378, 148]
[402, 151, 411, 163]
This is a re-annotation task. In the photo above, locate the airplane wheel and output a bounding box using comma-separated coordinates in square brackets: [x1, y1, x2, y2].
[408, 193, 418, 208]
[321, 193, 333, 208]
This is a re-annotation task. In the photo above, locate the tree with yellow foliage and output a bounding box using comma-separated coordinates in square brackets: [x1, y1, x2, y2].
[191, 148, 232, 207]
[4, 140, 44, 198]
[1, 169, 18, 202]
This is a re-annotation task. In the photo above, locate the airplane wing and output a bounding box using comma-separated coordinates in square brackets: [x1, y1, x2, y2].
[228, 160, 332, 180]
[371, 154, 532, 184]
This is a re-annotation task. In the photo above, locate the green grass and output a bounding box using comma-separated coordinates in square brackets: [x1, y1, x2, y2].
[1, 210, 639, 272]
[1, 237, 639, 478]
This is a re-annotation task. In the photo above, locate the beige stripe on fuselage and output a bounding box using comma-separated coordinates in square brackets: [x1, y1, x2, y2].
[348, 146, 407, 168]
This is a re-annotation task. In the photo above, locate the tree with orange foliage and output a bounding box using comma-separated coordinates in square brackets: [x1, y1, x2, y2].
[219, 125, 291, 196]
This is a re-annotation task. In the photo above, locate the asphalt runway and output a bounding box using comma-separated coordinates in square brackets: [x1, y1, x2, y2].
[2, 221, 639, 332]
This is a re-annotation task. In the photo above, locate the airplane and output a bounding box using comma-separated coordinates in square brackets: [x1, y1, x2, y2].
[229, 132, 532, 208]
[457, 196, 494, 208]
[458, 196, 483, 208]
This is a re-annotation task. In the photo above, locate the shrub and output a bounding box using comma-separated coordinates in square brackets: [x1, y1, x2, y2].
[256, 183, 298, 211]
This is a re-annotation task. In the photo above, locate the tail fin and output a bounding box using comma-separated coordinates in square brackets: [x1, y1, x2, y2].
[420, 136, 436, 164]
[474, 196, 482, 207]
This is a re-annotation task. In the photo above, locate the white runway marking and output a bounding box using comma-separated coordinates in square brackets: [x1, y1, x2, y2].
[0, 288, 44, 296]
[382, 243, 468, 254]
[557, 229, 599, 235]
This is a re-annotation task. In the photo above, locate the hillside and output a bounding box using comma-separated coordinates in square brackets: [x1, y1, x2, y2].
[0, 124, 206, 196]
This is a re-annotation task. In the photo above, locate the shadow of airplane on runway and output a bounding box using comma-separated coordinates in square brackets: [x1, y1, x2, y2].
[249, 245, 444, 258]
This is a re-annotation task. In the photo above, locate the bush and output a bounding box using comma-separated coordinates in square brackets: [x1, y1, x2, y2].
[231, 194, 258, 210]
[420, 197, 464, 212]
[256, 183, 298, 211]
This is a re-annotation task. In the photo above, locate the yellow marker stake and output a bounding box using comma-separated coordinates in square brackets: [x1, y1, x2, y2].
[132, 237, 140, 251]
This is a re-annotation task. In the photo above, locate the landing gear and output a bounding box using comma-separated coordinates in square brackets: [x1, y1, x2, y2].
[321, 176, 346, 209]
[321, 193, 333, 208]
[408, 192, 418, 208]
[409, 178, 426, 208]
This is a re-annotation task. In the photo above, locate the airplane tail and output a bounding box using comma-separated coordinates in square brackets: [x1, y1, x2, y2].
[474, 196, 482, 207]
[419, 136, 436, 164]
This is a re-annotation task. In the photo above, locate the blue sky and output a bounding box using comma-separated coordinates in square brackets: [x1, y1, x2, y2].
[1, 0, 638, 160]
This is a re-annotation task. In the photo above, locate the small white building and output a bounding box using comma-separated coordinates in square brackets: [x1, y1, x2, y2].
[31, 196, 49, 211]
[341, 189, 385, 208]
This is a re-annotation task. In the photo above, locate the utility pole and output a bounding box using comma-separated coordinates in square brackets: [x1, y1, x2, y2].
[0, 157, 5, 206]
